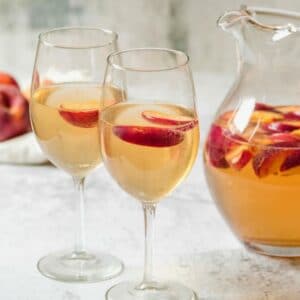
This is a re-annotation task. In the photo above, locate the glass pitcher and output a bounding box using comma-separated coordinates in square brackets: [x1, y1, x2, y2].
[204, 6, 300, 257]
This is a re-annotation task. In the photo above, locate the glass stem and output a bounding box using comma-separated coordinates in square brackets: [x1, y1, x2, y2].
[73, 176, 86, 254]
[138, 203, 156, 289]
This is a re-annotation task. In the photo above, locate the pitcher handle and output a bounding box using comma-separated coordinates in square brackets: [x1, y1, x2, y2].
[218, 5, 300, 32]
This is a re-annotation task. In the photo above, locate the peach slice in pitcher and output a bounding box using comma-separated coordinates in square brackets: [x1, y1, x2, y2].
[292, 129, 300, 137]
[263, 121, 300, 133]
[59, 100, 99, 128]
[285, 112, 300, 120]
[252, 142, 299, 177]
[254, 102, 276, 112]
[207, 124, 253, 170]
[206, 125, 231, 168]
[276, 105, 300, 113]
[270, 133, 299, 143]
[251, 110, 283, 123]
[276, 105, 300, 120]
[206, 125, 248, 169]
[220, 110, 234, 121]
[113, 125, 184, 147]
[225, 144, 252, 170]
[142, 110, 197, 131]
[280, 150, 300, 172]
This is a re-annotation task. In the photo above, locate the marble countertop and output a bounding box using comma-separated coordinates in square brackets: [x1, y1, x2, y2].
[1, 73, 300, 300]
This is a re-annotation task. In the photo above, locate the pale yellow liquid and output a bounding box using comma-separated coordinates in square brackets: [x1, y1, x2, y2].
[205, 156, 300, 246]
[204, 108, 300, 247]
[100, 103, 199, 203]
[30, 83, 123, 177]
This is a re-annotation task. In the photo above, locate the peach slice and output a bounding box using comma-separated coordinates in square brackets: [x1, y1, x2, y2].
[281, 150, 300, 172]
[275, 105, 300, 120]
[292, 129, 300, 137]
[177, 119, 198, 132]
[251, 111, 283, 123]
[142, 110, 198, 132]
[252, 142, 298, 177]
[270, 133, 299, 143]
[113, 125, 184, 147]
[263, 121, 300, 133]
[206, 125, 229, 168]
[218, 111, 235, 128]
[277, 105, 300, 113]
[284, 111, 300, 120]
[255, 102, 276, 112]
[250, 133, 272, 145]
[0, 72, 19, 89]
[59, 104, 99, 128]
[142, 110, 194, 125]
[225, 145, 252, 170]
[206, 124, 251, 169]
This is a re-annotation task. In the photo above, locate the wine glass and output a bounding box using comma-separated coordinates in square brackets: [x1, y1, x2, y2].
[100, 48, 199, 300]
[30, 27, 123, 282]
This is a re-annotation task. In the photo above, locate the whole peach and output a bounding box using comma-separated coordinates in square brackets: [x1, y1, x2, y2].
[0, 72, 19, 89]
[0, 84, 30, 141]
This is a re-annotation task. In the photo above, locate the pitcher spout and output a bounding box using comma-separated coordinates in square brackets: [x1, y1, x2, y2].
[218, 5, 300, 39]
[218, 5, 300, 70]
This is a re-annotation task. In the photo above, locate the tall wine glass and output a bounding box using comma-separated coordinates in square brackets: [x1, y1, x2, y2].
[100, 48, 199, 300]
[30, 27, 123, 282]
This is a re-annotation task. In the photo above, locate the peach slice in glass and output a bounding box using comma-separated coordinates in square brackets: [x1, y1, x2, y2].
[113, 125, 184, 147]
[59, 100, 99, 128]
[142, 110, 194, 125]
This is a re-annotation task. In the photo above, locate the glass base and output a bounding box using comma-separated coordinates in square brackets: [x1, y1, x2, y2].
[37, 250, 124, 283]
[106, 281, 198, 300]
[244, 241, 300, 257]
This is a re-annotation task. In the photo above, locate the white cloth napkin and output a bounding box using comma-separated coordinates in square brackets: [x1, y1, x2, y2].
[0, 132, 47, 164]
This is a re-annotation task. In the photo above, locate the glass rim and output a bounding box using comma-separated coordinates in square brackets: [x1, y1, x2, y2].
[107, 47, 190, 72]
[38, 26, 118, 49]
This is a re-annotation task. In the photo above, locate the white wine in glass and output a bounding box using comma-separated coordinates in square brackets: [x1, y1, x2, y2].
[100, 48, 199, 300]
[30, 27, 124, 283]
